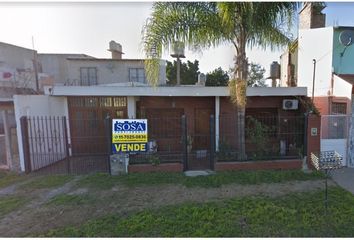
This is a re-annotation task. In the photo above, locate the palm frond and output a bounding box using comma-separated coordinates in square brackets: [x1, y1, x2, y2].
[142, 2, 229, 86]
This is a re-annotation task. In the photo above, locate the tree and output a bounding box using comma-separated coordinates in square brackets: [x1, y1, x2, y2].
[247, 63, 267, 87]
[143, 2, 298, 159]
[206, 67, 229, 86]
[166, 60, 200, 85]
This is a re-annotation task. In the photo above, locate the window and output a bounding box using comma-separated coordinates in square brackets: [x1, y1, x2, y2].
[332, 102, 347, 115]
[129, 68, 146, 83]
[80, 67, 97, 86]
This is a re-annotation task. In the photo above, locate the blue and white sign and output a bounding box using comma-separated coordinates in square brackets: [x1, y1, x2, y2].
[112, 119, 148, 153]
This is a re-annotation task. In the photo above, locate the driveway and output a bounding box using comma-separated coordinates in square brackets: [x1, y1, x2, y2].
[331, 167, 354, 194]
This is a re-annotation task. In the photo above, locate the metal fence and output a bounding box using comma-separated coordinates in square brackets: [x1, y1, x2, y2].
[321, 115, 350, 139]
[217, 115, 305, 161]
[20, 114, 305, 174]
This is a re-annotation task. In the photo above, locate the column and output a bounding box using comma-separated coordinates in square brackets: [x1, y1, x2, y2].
[215, 96, 220, 152]
[127, 96, 136, 119]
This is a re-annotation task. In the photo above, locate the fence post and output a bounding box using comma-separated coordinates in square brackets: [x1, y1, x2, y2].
[20, 116, 31, 173]
[181, 115, 188, 171]
[62, 116, 71, 174]
[210, 114, 215, 170]
[105, 114, 112, 175]
[303, 112, 309, 163]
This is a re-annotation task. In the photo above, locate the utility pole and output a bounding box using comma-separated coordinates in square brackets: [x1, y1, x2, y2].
[312, 59, 317, 102]
[32, 36, 39, 92]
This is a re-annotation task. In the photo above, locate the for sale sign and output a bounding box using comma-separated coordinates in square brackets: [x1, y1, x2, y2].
[112, 119, 148, 153]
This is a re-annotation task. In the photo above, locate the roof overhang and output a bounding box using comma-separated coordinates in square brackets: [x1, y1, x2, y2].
[44, 86, 307, 97]
[336, 74, 354, 84]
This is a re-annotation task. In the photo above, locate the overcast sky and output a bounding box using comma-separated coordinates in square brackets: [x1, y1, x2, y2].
[1, 2, 354, 81]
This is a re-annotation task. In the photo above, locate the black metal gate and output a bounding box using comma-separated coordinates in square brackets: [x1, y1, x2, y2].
[182, 115, 215, 171]
[20, 116, 70, 174]
[20, 116, 111, 174]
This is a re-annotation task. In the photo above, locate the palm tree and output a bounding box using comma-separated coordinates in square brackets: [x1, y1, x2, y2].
[142, 2, 298, 159]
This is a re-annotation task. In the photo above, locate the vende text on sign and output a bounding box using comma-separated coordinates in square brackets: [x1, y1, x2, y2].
[111, 119, 148, 153]
[112, 143, 147, 153]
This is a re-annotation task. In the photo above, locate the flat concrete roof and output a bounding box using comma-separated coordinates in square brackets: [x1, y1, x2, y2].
[44, 86, 307, 97]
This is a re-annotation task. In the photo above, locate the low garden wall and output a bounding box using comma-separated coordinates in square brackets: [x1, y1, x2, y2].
[215, 159, 302, 171]
[128, 159, 302, 173]
[128, 163, 183, 173]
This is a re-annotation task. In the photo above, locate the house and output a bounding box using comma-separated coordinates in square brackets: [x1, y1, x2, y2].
[279, 3, 354, 167]
[0, 42, 41, 171]
[39, 41, 166, 87]
[13, 85, 319, 174]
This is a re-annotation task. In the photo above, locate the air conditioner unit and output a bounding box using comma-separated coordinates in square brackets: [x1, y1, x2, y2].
[283, 99, 299, 110]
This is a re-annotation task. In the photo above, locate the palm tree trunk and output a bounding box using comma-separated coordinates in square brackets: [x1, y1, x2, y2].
[235, 36, 248, 160]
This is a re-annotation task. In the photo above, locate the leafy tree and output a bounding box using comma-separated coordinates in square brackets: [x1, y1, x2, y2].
[166, 60, 200, 85]
[247, 63, 267, 87]
[143, 2, 298, 159]
[206, 67, 229, 86]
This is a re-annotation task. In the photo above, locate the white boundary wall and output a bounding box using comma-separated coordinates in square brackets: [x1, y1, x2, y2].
[13, 95, 69, 172]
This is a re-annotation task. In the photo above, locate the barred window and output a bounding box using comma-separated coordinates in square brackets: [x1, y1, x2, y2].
[80, 67, 97, 86]
[129, 68, 146, 83]
[332, 102, 347, 115]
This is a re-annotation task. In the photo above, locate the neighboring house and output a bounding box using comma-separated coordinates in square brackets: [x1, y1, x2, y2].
[39, 41, 166, 87]
[0, 42, 40, 170]
[38, 53, 94, 86]
[0, 87, 36, 171]
[280, 3, 353, 115]
[280, 3, 354, 167]
[0, 42, 39, 91]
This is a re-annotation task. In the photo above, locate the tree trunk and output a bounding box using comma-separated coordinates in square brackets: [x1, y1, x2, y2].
[234, 36, 248, 160]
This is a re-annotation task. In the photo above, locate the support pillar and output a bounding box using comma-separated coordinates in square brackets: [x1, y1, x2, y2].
[127, 96, 136, 119]
[2, 110, 13, 169]
[215, 96, 220, 152]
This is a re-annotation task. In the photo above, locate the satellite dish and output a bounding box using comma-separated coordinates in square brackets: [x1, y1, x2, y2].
[339, 30, 354, 46]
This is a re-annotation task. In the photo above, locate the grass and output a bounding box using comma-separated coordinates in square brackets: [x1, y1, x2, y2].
[77, 170, 325, 189]
[19, 175, 74, 190]
[47, 194, 95, 206]
[41, 187, 354, 237]
[0, 170, 27, 188]
[0, 196, 29, 217]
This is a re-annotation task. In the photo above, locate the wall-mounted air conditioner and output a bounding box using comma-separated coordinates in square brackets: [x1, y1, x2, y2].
[283, 99, 299, 110]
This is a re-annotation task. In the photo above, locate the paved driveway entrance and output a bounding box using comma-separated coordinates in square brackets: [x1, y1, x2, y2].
[331, 168, 354, 194]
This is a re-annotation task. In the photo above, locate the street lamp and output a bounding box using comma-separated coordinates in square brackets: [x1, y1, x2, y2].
[170, 41, 185, 85]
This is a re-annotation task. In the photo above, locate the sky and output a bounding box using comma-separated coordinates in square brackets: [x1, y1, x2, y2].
[1, 2, 354, 80]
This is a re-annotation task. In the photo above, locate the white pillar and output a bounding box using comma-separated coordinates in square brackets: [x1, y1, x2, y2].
[2, 110, 13, 169]
[127, 96, 136, 119]
[215, 96, 220, 152]
[348, 94, 354, 167]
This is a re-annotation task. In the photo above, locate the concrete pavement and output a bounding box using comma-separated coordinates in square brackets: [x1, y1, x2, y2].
[331, 167, 354, 194]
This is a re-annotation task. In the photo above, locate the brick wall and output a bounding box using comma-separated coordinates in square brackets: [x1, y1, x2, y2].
[307, 114, 321, 169]
[314, 96, 351, 115]
[215, 159, 302, 171]
[128, 163, 183, 173]
[299, 3, 326, 30]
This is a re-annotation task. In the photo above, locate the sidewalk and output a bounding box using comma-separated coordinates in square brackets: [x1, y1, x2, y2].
[331, 167, 354, 194]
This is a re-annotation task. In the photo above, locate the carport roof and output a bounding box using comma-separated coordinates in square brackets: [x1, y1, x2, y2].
[44, 85, 307, 97]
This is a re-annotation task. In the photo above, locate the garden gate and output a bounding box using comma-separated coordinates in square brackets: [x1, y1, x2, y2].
[320, 115, 350, 167]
